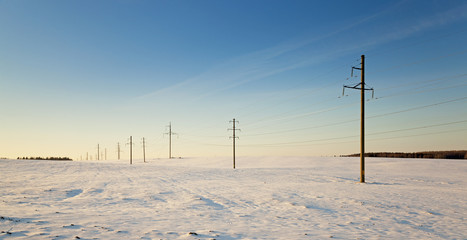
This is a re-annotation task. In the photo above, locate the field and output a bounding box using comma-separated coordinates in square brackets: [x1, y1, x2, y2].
[0, 157, 465, 239]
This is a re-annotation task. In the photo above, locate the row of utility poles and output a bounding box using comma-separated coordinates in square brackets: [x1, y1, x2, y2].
[82, 123, 179, 163]
[81, 146, 107, 161]
[80, 121, 241, 168]
[89, 137, 152, 164]
[79, 55, 369, 182]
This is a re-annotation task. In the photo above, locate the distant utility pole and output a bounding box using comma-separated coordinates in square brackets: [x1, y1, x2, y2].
[97, 144, 100, 161]
[142, 137, 146, 163]
[228, 118, 240, 169]
[86, 152, 89, 161]
[126, 136, 134, 165]
[343, 55, 374, 183]
[165, 122, 177, 159]
[105, 148, 107, 161]
[117, 142, 123, 160]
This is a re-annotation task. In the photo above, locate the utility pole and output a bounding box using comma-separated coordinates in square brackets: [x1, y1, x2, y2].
[343, 55, 374, 183]
[105, 148, 107, 160]
[228, 118, 240, 169]
[97, 144, 100, 161]
[142, 137, 146, 163]
[117, 142, 122, 160]
[86, 152, 88, 161]
[126, 136, 133, 165]
[164, 122, 177, 159]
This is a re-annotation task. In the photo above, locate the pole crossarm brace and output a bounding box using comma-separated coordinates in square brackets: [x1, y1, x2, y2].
[343, 83, 375, 98]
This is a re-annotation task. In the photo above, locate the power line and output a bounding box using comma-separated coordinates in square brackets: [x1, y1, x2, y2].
[246, 118, 358, 137]
[245, 96, 467, 137]
[239, 128, 467, 148]
[368, 96, 467, 119]
[235, 64, 464, 133]
[240, 96, 345, 129]
[180, 59, 360, 138]
[236, 60, 359, 119]
[239, 119, 467, 147]
[237, 80, 466, 134]
[367, 119, 467, 137]
[367, 128, 467, 142]
[375, 82, 467, 100]
[377, 73, 467, 91]
[177, 137, 230, 147]
[243, 101, 360, 131]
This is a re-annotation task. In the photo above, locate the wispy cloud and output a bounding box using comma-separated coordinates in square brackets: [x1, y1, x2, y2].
[131, 1, 467, 107]
[361, 2, 467, 53]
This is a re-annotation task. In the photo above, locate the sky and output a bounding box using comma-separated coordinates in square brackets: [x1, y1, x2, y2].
[1, 0, 466, 160]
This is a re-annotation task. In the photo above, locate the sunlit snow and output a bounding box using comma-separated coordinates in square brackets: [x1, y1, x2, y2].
[0, 157, 465, 239]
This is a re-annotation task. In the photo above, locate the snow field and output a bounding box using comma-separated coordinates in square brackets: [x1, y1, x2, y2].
[0, 157, 465, 239]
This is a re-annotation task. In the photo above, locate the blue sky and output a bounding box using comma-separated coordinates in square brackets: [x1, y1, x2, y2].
[1, 0, 466, 159]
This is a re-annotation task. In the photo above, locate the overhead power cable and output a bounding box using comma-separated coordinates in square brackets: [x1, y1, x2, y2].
[368, 96, 467, 119]
[246, 96, 467, 137]
[378, 73, 467, 91]
[239, 119, 467, 147]
[239, 128, 467, 148]
[376, 82, 467, 100]
[367, 128, 467, 142]
[236, 59, 360, 119]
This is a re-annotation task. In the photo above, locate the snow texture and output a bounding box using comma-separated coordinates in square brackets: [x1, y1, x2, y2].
[0, 157, 465, 239]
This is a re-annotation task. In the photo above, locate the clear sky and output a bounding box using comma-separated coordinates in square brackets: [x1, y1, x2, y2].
[1, 0, 466, 160]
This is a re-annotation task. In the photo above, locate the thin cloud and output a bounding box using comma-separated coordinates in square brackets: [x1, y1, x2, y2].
[364, 2, 467, 52]
[132, 2, 399, 104]
[131, 1, 467, 106]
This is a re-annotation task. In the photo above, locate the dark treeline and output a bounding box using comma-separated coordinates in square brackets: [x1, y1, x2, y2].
[342, 150, 467, 159]
[17, 157, 72, 161]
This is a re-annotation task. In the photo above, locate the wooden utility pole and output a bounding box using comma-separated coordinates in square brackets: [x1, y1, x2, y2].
[229, 118, 240, 169]
[129, 136, 133, 165]
[117, 142, 122, 160]
[142, 137, 146, 163]
[97, 144, 100, 161]
[343, 55, 373, 183]
[360, 55, 365, 183]
[165, 123, 177, 159]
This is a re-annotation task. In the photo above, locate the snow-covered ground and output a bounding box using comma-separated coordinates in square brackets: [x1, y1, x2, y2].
[0, 157, 465, 239]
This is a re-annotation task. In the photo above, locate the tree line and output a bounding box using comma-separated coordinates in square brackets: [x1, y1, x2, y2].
[17, 157, 72, 161]
[342, 150, 467, 159]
